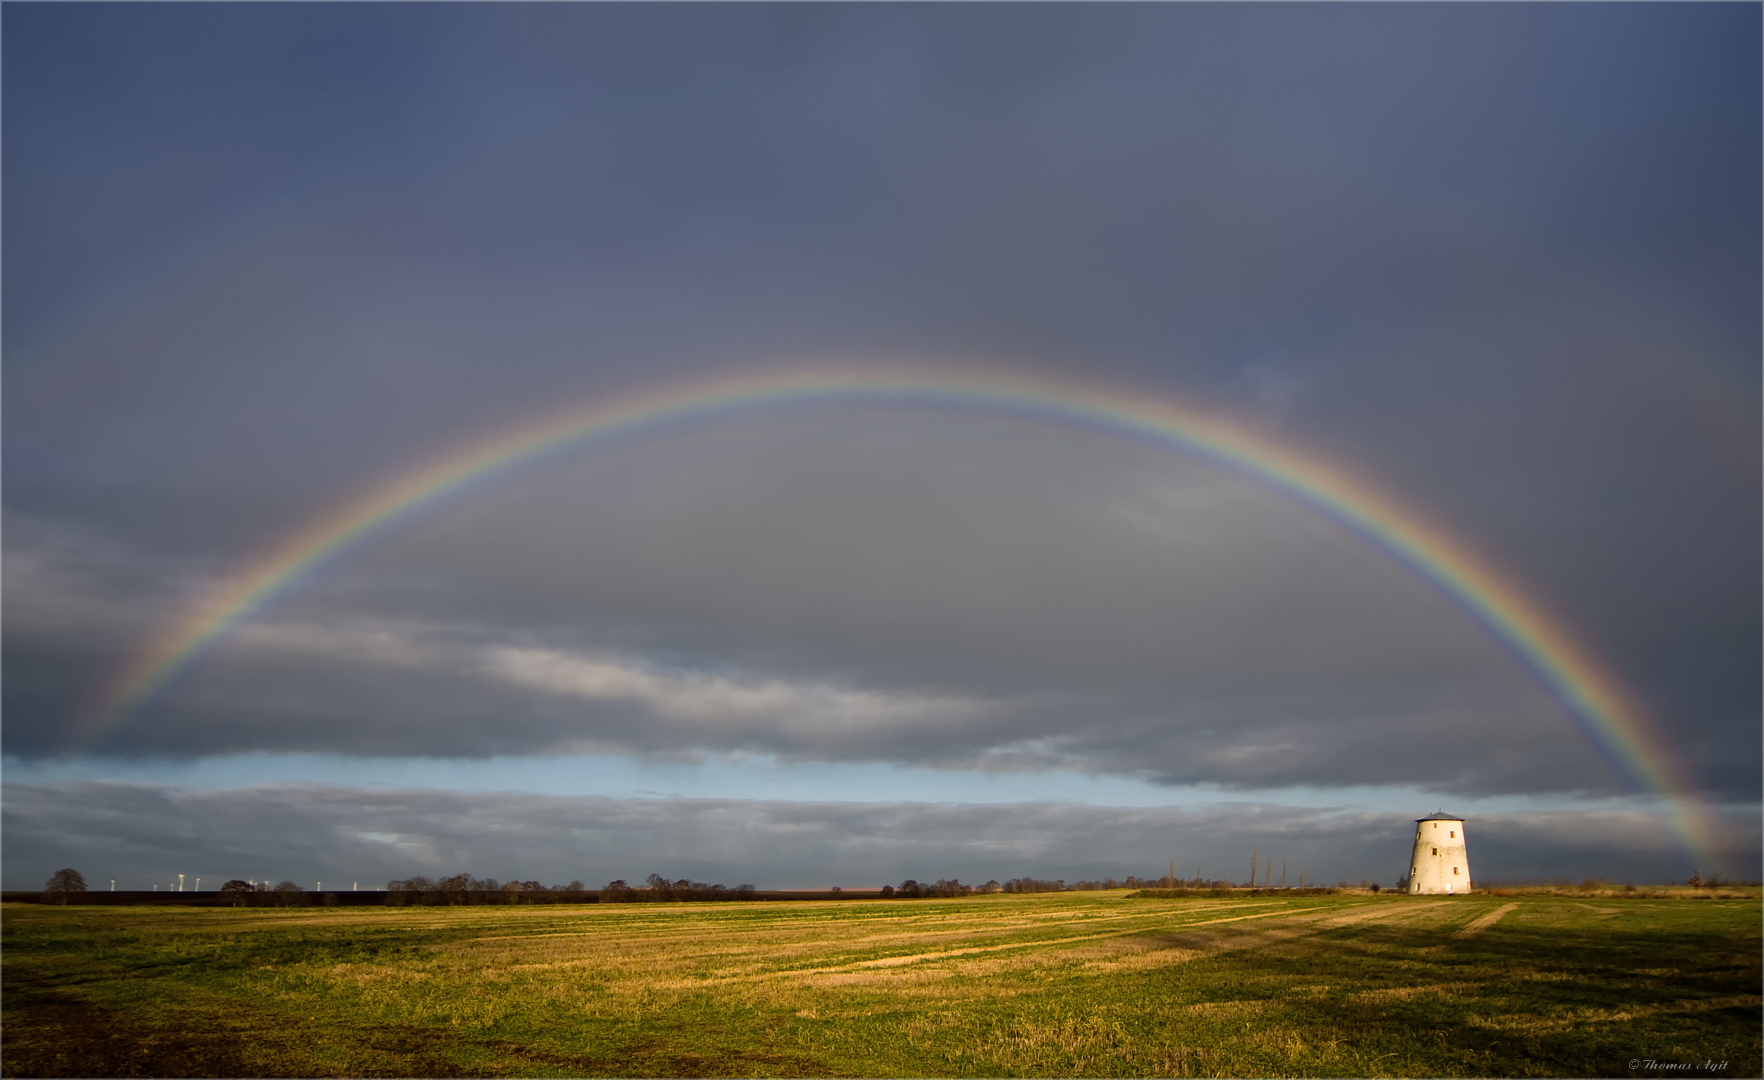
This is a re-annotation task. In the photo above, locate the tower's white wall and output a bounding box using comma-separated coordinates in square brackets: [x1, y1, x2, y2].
[1407, 818, 1471, 894]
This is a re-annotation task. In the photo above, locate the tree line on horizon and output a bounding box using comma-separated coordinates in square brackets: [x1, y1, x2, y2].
[254, 872, 1220, 904]
[599, 875, 756, 902]
[383, 875, 590, 905]
[48, 866, 1744, 905]
[28, 867, 1331, 905]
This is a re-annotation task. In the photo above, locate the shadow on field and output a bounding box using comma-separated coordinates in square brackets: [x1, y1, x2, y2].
[1, 971, 843, 1079]
[3, 971, 505, 1078]
[1265, 913, 1761, 1079]
[4, 979, 281, 1078]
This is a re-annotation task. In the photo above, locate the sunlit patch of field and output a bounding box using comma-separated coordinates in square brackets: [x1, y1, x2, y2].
[3, 891, 1758, 1077]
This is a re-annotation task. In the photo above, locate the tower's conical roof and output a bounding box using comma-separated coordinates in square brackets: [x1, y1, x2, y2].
[1416, 811, 1462, 822]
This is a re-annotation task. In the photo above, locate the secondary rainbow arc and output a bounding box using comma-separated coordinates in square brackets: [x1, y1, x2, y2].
[79, 367, 1720, 867]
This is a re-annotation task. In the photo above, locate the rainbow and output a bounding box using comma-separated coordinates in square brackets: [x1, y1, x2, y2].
[81, 366, 1719, 865]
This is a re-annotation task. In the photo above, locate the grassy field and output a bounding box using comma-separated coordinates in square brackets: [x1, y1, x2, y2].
[3, 891, 1757, 1078]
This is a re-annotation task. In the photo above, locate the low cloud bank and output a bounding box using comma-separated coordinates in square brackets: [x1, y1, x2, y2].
[5, 781, 1753, 893]
[2, 504, 1636, 800]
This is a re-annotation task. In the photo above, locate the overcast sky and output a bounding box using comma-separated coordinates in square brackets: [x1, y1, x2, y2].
[5, 4, 1758, 891]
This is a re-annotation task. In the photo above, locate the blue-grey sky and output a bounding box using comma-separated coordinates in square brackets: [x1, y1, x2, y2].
[5, 4, 1758, 890]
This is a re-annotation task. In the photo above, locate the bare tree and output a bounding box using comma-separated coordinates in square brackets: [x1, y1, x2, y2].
[386, 875, 438, 906]
[219, 880, 256, 907]
[439, 873, 472, 905]
[43, 868, 87, 905]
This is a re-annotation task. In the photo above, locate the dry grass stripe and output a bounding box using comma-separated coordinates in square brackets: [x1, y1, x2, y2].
[1452, 902, 1520, 940]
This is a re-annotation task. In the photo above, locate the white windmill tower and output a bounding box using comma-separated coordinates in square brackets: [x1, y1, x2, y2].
[1407, 812, 1471, 894]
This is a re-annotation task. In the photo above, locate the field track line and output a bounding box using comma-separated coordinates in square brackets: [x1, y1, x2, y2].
[1175, 904, 1337, 929]
[843, 906, 1329, 966]
[463, 900, 1269, 943]
[1032, 903, 1438, 974]
[194, 898, 1266, 942]
[662, 905, 1336, 985]
[1452, 902, 1519, 939]
[1313, 900, 1454, 928]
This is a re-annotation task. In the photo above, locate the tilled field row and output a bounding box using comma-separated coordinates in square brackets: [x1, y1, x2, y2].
[591, 902, 1429, 988]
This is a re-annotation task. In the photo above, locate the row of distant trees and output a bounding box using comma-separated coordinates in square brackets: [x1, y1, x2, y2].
[608, 875, 1225, 899]
[598, 875, 1161, 900]
[37, 866, 1752, 905]
[38, 869, 590, 907]
[884, 876, 1250, 897]
[214, 880, 353, 907]
[600, 875, 757, 902]
[384, 875, 590, 905]
[40, 864, 1756, 907]
[31, 868, 1336, 906]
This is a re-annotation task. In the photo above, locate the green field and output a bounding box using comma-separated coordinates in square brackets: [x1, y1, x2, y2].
[3, 892, 1757, 1078]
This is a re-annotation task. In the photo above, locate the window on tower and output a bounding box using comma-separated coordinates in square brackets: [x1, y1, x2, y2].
[1453, 867, 1460, 875]
[1450, 831, 1455, 838]
[1431, 847, 1438, 856]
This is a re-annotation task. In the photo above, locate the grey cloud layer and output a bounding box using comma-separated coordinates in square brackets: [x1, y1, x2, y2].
[6, 782, 1756, 894]
[4, 6, 1757, 805]
[4, 419, 1623, 797]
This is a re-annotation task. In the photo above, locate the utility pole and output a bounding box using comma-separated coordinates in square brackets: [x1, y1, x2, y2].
[1281, 861, 1287, 889]
[1167, 857, 1176, 889]
[1249, 849, 1257, 889]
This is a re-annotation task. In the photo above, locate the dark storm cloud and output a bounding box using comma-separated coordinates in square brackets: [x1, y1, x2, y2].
[5, 419, 1621, 798]
[4, 6, 1757, 803]
[5, 782, 1755, 894]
